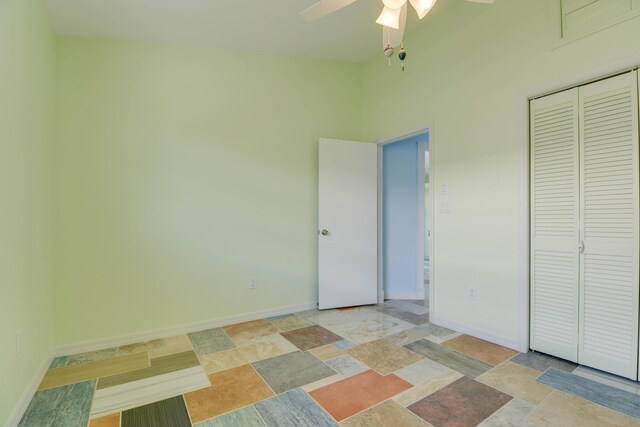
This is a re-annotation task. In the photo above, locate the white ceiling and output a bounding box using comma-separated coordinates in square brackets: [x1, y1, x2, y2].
[42, 0, 434, 62]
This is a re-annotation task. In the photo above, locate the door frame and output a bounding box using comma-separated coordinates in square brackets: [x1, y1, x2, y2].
[376, 124, 434, 314]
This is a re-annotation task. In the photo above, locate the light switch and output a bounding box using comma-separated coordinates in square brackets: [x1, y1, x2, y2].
[440, 201, 452, 213]
[441, 183, 449, 195]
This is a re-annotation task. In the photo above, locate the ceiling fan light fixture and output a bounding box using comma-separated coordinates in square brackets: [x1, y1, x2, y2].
[376, 6, 402, 29]
[409, 0, 437, 19]
[382, 0, 407, 8]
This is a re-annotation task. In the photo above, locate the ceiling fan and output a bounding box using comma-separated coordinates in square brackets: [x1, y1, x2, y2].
[301, 0, 496, 69]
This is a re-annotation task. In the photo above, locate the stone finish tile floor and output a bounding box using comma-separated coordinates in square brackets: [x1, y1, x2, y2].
[17, 299, 640, 426]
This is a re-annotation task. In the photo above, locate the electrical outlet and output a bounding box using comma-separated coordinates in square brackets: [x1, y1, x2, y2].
[468, 288, 478, 301]
[249, 276, 257, 289]
[16, 330, 23, 357]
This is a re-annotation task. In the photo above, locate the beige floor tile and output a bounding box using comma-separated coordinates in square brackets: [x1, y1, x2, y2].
[97, 350, 200, 389]
[443, 335, 518, 365]
[525, 391, 640, 427]
[305, 310, 415, 344]
[270, 316, 314, 332]
[477, 361, 554, 404]
[392, 370, 463, 407]
[309, 344, 344, 361]
[89, 413, 120, 427]
[346, 339, 423, 375]
[341, 400, 431, 427]
[118, 335, 193, 359]
[199, 334, 297, 374]
[479, 398, 536, 427]
[384, 328, 431, 347]
[394, 358, 455, 386]
[223, 319, 280, 346]
[39, 352, 150, 391]
[301, 374, 345, 392]
[184, 364, 274, 423]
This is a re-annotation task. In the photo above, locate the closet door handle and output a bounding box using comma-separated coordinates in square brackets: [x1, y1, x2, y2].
[579, 240, 585, 254]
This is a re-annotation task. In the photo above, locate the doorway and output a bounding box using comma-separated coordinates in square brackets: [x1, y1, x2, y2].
[422, 144, 431, 304]
[379, 130, 432, 308]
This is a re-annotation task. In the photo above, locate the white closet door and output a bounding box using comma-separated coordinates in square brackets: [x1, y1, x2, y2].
[578, 71, 639, 380]
[530, 88, 580, 362]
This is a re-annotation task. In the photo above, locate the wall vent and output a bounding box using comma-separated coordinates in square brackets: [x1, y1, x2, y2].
[561, 0, 640, 40]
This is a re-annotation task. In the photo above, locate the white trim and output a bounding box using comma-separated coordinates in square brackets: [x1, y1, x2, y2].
[417, 141, 426, 296]
[53, 301, 316, 357]
[385, 290, 425, 300]
[518, 96, 531, 354]
[376, 123, 434, 146]
[5, 353, 55, 427]
[430, 314, 520, 352]
[527, 61, 640, 101]
[427, 124, 435, 317]
[377, 144, 385, 304]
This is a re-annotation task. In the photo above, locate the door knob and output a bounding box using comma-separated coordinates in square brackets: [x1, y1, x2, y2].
[321, 229, 330, 236]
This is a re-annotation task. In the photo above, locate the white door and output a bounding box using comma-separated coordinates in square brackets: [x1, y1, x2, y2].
[318, 138, 378, 309]
[578, 71, 639, 380]
[530, 88, 581, 363]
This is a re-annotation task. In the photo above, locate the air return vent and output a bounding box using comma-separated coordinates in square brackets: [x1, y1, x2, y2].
[561, 0, 640, 39]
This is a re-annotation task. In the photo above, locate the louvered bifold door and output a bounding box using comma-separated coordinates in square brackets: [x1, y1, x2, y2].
[578, 71, 640, 380]
[530, 88, 580, 363]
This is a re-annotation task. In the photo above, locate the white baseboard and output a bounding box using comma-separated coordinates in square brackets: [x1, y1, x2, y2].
[4, 353, 54, 427]
[430, 314, 525, 353]
[54, 301, 317, 357]
[6, 301, 318, 427]
[384, 290, 425, 300]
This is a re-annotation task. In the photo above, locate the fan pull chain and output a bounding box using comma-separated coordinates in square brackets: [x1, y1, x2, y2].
[383, 43, 394, 66]
[398, 41, 407, 72]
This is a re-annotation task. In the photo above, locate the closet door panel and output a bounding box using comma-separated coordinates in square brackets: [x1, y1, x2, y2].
[530, 88, 580, 362]
[579, 71, 639, 380]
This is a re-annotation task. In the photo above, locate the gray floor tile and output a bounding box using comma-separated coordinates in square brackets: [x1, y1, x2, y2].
[255, 389, 339, 427]
[195, 406, 266, 426]
[325, 355, 368, 377]
[67, 348, 117, 366]
[537, 368, 640, 419]
[385, 309, 429, 325]
[49, 356, 69, 369]
[510, 352, 577, 373]
[252, 351, 336, 393]
[414, 322, 455, 338]
[404, 339, 493, 378]
[188, 328, 235, 356]
[18, 381, 95, 427]
[334, 340, 356, 350]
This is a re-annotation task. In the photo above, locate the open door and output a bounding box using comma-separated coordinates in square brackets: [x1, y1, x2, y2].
[318, 138, 378, 309]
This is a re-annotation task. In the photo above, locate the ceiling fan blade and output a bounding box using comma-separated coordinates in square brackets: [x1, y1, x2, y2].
[465, 0, 496, 3]
[383, 3, 408, 49]
[300, 0, 359, 21]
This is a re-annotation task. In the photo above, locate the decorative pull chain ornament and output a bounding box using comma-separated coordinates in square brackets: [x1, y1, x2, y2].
[300, 0, 496, 72]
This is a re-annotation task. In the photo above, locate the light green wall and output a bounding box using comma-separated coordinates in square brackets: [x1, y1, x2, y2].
[362, 0, 640, 347]
[53, 37, 363, 345]
[0, 0, 55, 424]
